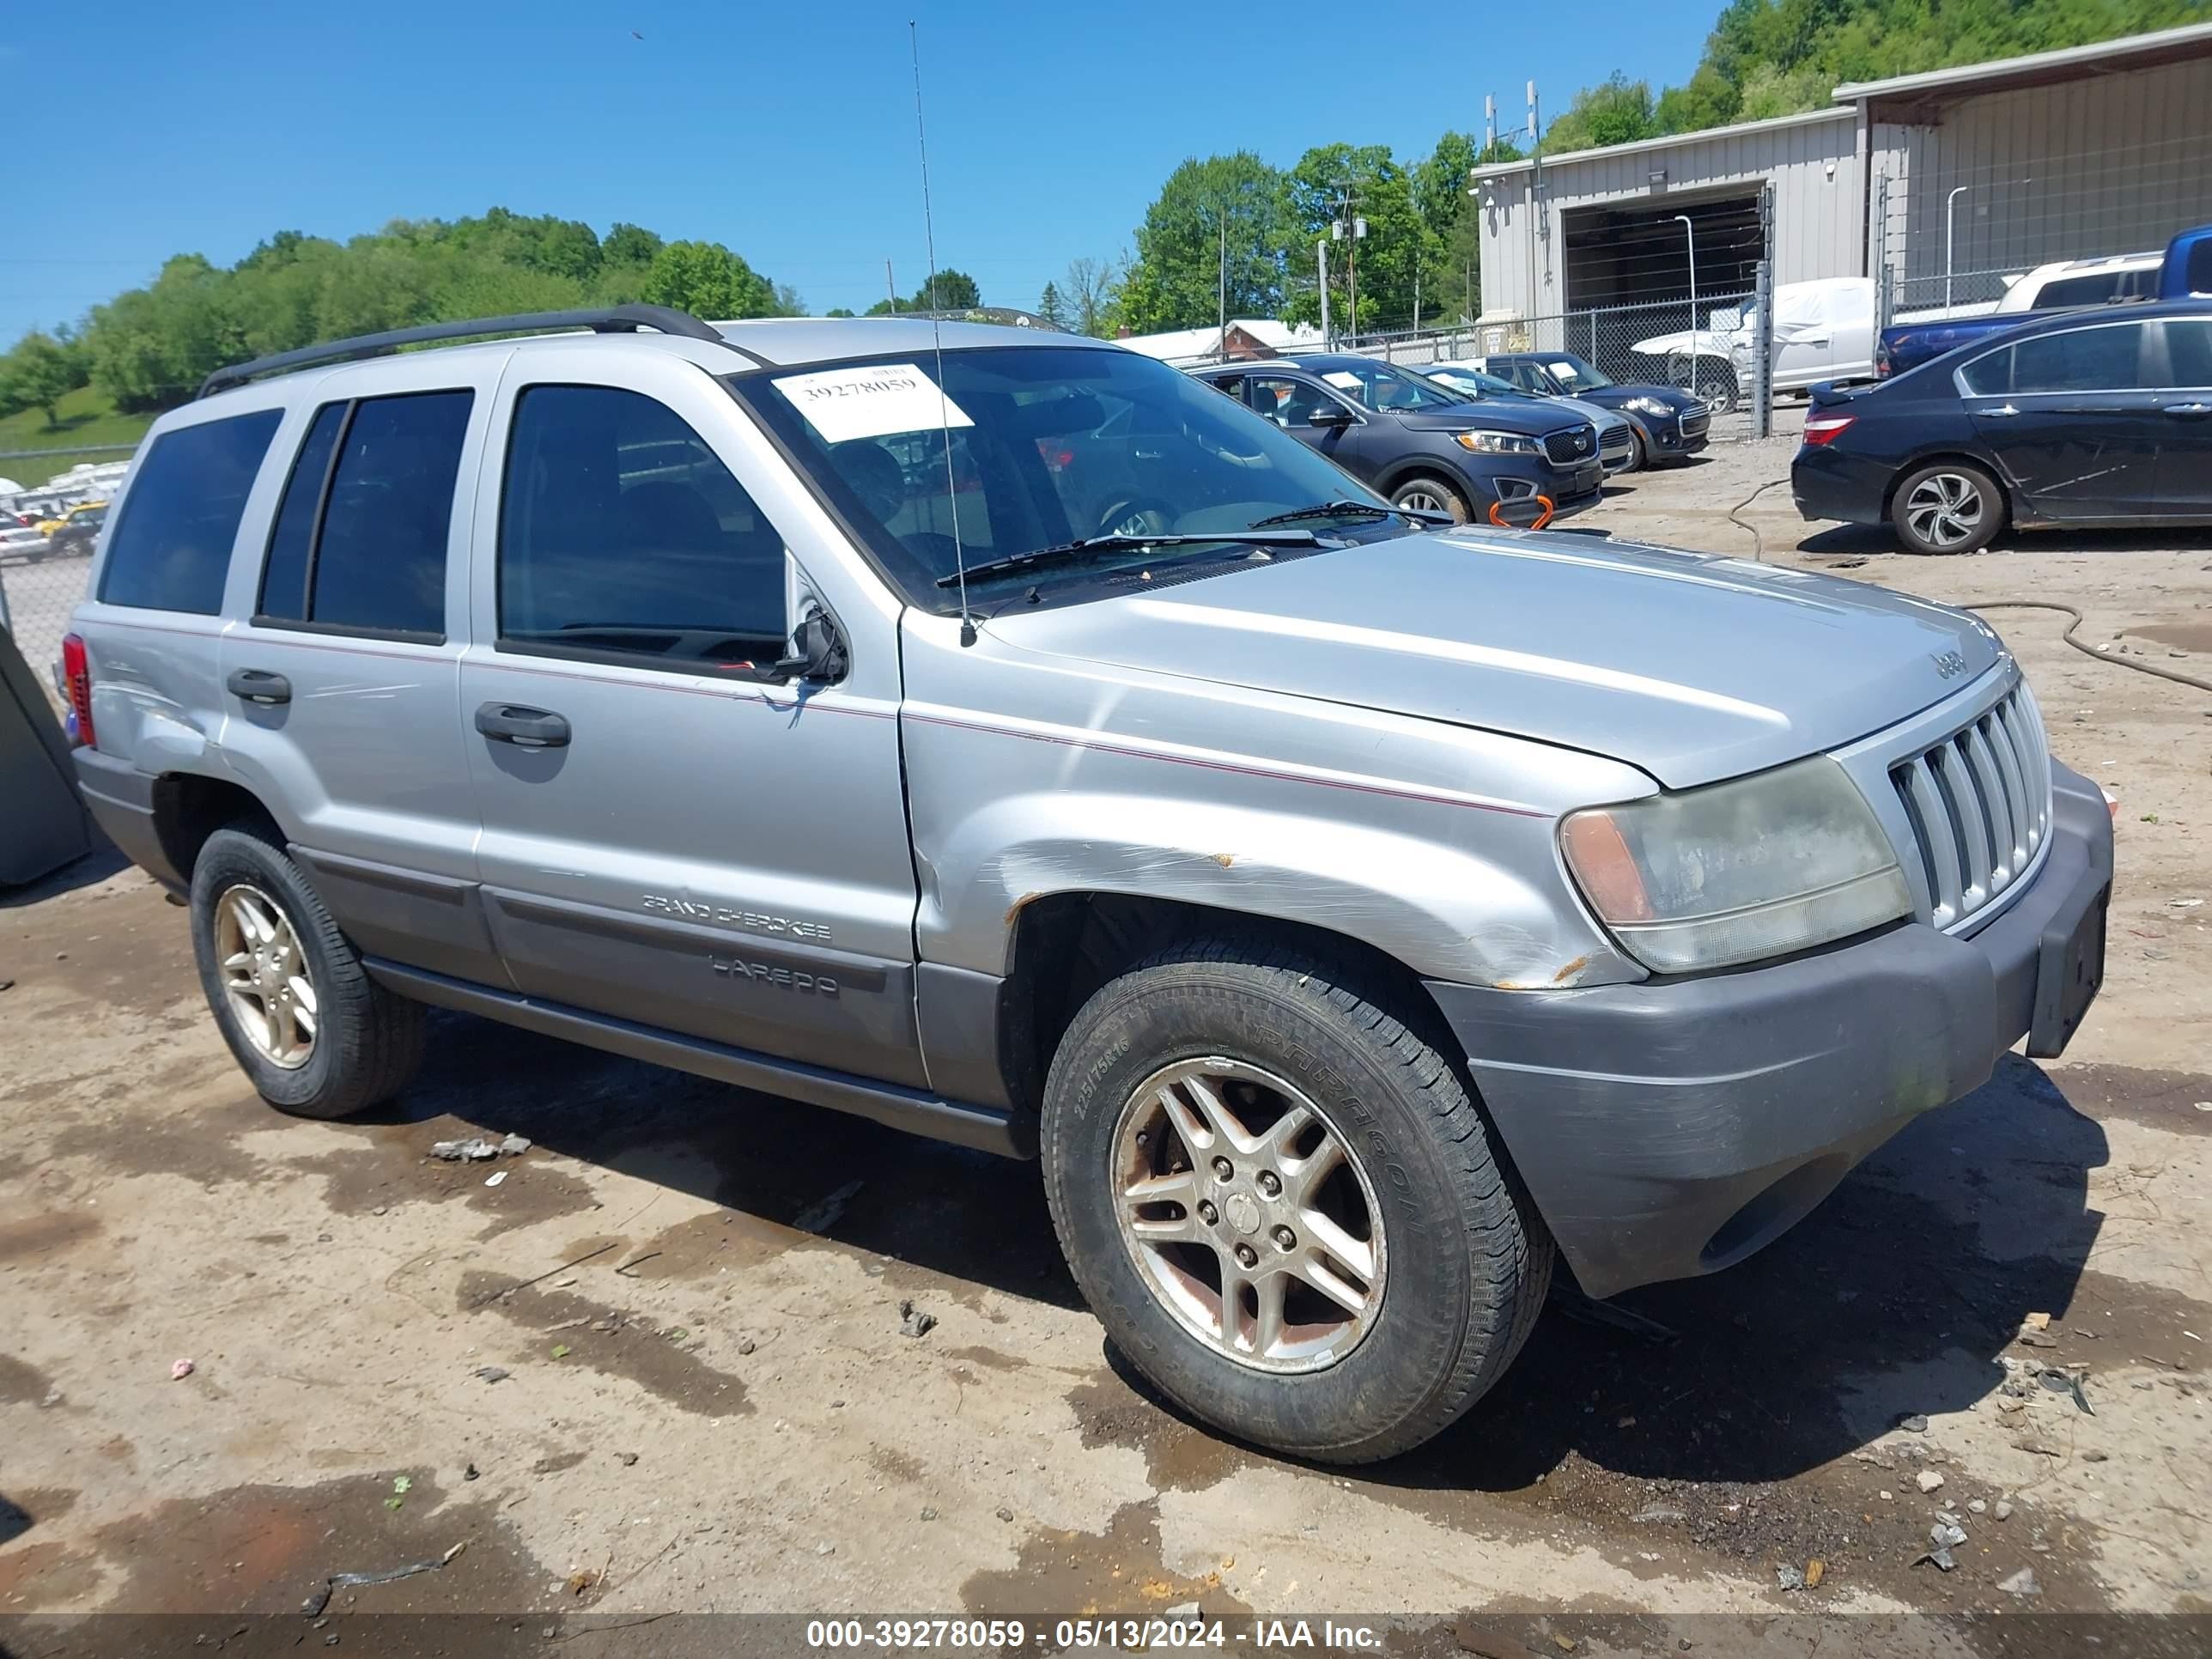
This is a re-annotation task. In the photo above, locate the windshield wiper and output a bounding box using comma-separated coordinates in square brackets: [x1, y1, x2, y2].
[935, 529, 1324, 587]
[1249, 499, 1447, 528]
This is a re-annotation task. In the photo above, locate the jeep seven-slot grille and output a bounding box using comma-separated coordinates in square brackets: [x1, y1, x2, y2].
[1543, 425, 1595, 465]
[1887, 684, 2052, 930]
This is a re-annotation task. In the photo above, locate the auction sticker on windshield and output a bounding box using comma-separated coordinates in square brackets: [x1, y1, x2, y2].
[773, 363, 975, 444]
[1322, 371, 1364, 390]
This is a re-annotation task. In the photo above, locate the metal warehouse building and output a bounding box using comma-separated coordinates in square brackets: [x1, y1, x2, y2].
[1473, 19, 2212, 328]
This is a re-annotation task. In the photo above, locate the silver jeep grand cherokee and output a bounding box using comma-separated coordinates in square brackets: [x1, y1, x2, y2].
[63, 306, 2112, 1463]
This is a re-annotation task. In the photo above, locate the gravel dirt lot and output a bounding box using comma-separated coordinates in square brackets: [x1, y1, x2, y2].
[3, 434, 2209, 1655]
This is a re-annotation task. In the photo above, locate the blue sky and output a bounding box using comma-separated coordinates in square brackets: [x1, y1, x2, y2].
[2, 0, 1712, 343]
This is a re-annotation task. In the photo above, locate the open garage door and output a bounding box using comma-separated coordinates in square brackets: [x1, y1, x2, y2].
[1561, 191, 1765, 310]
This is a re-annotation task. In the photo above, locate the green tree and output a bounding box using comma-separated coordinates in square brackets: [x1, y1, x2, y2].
[1543, 73, 1661, 153]
[602, 222, 665, 268]
[1656, 63, 1741, 131]
[1280, 143, 1425, 333]
[1036, 282, 1066, 327]
[1119, 153, 1293, 334]
[640, 240, 778, 319]
[825, 307, 857, 319]
[0, 331, 86, 427]
[913, 269, 982, 309]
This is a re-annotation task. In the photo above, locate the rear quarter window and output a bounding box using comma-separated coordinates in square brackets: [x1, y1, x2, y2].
[97, 409, 283, 613]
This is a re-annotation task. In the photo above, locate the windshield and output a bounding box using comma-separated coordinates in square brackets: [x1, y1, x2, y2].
[1542, 356, 1613, 392]
[1304, 359, 1466, 410]
[1425, 366, 1520, 398]
[731, 346, 1405, 607]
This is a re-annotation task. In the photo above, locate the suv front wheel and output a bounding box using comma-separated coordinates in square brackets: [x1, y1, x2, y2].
[1041, 936, 1551, 1462]
[189, 824, 426, 1119]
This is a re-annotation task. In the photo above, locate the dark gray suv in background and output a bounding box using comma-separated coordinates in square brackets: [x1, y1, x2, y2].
[1191, 354, 1604, 525]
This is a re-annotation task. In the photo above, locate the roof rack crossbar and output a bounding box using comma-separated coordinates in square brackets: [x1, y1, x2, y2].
[195, 304, 725, 399]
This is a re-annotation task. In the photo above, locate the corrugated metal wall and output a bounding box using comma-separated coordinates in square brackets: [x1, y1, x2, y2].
[1477, 108, 1860, 319]
[1875, 52, 2212, 295]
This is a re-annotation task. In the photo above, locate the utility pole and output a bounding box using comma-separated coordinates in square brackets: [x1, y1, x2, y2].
[1317, 240, 1331, 347]
[1413, 270, 1421, 335]
[1528, 81, 1543, 319]
[1218, 202, 1228, 356]
[885, 259, 898, 313]
[1331, 184, 1367, 343]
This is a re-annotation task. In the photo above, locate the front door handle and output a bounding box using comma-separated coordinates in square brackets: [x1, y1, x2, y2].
[2163, 401, 2212, 418]
[1978, 404, 2020, 418]
[475, 702, 571, 748]
[226, 668, 291, 705]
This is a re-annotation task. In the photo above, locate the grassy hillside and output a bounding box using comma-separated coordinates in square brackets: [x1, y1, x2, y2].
[0, 385, 149, 491]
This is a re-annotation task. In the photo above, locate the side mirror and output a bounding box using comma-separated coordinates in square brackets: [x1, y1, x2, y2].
[1307, 406, 1355, 428]
[772, 609, 848, 684]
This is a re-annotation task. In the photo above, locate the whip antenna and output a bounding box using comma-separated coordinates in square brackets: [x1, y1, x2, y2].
[909, 20, 974, 647]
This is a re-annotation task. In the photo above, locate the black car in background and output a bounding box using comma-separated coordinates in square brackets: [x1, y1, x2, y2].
[1792, 301, 2212, 555]
[1188, 355, 1603, 525]
[1472, 351, 1711, 468]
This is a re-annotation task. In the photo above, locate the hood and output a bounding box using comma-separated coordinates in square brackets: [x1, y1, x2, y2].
[1392, 401, 1583, 437]
[988, 531, 2002, 789]
[1629, 328, 1741, 358]
[1580, 383, 1704, 414]
[1559, 397, 1628, 432]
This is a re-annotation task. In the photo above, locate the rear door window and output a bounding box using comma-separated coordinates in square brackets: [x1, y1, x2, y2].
[496, 384, 790, 672]
[97, 409, 283, 613]
[255, 390, 473, 638]
[2163, 319, 2212, 386]
[2008, 323, 2149, 393]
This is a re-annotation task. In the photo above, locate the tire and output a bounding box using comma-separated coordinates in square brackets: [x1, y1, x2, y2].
[1626, 428, 1649, 472]
[1040, 935, 1552, 1463]
[188, 823, 426, 1119]
[1693, 362, 1739, 416]
[1391, 475, 1471, 524]
[1890, 460, 2005, 556]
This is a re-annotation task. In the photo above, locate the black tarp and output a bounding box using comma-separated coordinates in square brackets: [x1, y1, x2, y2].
[0, 626, 91, 885]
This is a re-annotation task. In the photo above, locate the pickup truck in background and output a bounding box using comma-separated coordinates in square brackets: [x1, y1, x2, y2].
[1875, 223, 2212, 379]
[1629, 277, 1876, 411]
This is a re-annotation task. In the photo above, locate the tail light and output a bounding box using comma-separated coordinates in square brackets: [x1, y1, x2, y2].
[61, 631, 94, 749]
[1802, 414, 1856, 447]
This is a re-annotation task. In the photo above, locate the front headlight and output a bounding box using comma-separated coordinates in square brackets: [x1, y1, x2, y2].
[1560, 757, 1911, 974]
[1624, 396, 1674, 417]
[1455, 429, 1540, 455]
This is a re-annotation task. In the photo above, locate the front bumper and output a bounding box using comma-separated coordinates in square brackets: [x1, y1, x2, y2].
[1427, 760, 2112, 1300]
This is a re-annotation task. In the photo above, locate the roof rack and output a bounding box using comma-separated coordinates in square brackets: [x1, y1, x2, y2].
[195, 304, 726, 399]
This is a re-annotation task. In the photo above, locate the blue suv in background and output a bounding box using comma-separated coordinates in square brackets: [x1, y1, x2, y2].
[1189, 355, 1603, 525]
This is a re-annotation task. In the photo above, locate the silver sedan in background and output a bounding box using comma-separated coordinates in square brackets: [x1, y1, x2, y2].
[1420, 361, 1639, 473]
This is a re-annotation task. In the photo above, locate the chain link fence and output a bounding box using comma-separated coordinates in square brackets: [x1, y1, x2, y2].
[1873, 129, 2212, 328]
[1265, 285, 1776, 441]
[0, 444, 132, 710]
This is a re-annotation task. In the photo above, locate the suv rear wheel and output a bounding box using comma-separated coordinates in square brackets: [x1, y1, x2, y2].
[1040, 936, 1551, 1463]
[188, 824, 426, 1119]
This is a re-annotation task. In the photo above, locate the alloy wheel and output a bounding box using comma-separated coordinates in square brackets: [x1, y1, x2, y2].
[1904, 471, 1987, 550]
[215, 884, 319, 1069]
[1111, 1058, 1386, 1374]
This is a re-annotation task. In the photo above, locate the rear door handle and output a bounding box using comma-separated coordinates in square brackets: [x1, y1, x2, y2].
[226, 668, 291, 705]
[2163, 401, 2212, 417]
[475, 702, 571, 747]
